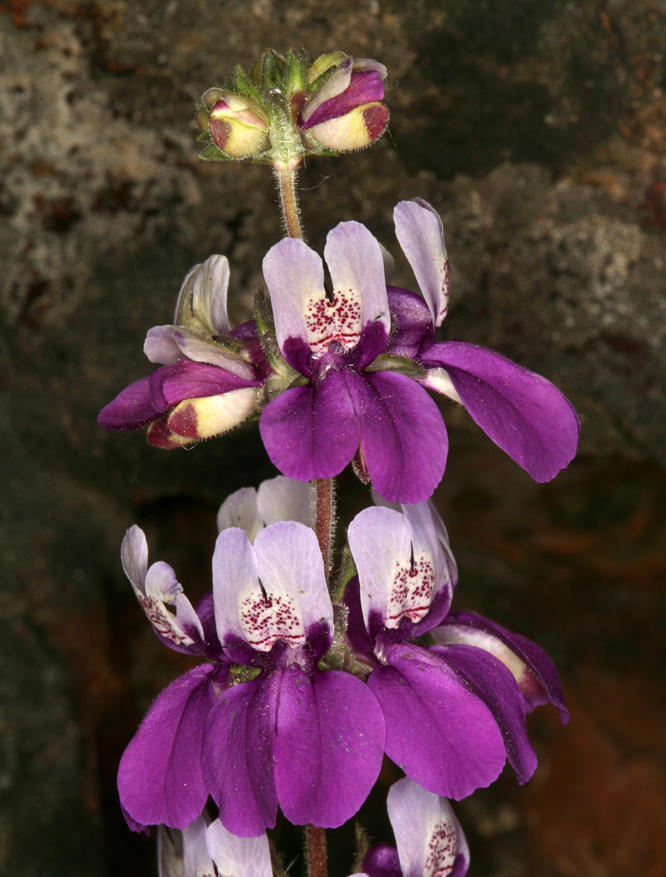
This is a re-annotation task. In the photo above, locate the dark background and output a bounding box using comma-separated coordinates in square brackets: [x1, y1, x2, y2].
[1, 0, 666, 875]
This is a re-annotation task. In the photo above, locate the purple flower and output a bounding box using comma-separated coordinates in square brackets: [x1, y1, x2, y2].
[259, 222, 449, 503]
[298, 55, 389, 152]
[258, 200, 579, 504]
[345, 501, 567, 800]
[98, 255, 269, 448]
[116, 520, 385, 838]
[204, 521, 385, 836]
[388, 199, 580, 483]
[117, 527, 230, 831]
[358, 778, 469, 877]
[158, 813, 272, 877]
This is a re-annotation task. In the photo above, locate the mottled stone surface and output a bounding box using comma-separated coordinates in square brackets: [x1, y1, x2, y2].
[2, 0, 666, 875]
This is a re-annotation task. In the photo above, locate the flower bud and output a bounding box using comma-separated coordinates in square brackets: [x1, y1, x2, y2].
[198, 90, 270, 159]
[299, 56, 389, 152]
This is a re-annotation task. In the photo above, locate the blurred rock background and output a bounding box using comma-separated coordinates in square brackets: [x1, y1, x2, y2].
[1, 0, 665, 875]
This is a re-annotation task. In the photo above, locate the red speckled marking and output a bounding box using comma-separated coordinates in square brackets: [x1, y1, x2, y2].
[386, 553, 434, 628]
[137, 593, 194, 647]
[304, 288, 361, 353]
[240, 591, 305, 651]
[439, 260, 451, 322]
[424, 815, 458, 877]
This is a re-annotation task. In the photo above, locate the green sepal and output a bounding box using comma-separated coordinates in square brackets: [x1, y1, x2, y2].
[284, 48, 306, 99]
[230, 665, 261, 684]
[414, 632, 435, 648]
[233, 64, 264, 105]
[261, 49, 285, 91]
[365, 353, 426, 379]
[253, 287, 275, 337]
[331, 545, 357, 603]
[210, 334, 247, 356]
[198, 142, 234, 162]
[196, 131, 210, 142]
[265, 370, 308, 401]
[353, 824, 371, 876]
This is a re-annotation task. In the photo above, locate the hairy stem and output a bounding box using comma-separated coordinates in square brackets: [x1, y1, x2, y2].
[273, 162, 304, 240]
[314, 477, 336, 577]
[305, 824, 328, 877]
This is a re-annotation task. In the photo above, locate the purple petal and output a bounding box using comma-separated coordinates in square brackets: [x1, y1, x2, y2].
[145, 325, 182, 365]
[302, 71, 386, 129]
[192, 592, 224, 659]
[203, 676, 278, 837]
[434, 611, 569, 721]
[385, 287, 434, 359]
[259, 371, 361, 482]
[324, 221, 390, 342]
[301, 56, 353, 124]
[362, 846, 401, 877]
[274, 666, 385, 828]
[206, 819, 272, 877]
[160, 360, 262, 407]
[263, 237, 325, 364]
[342, 576, 376, 661]
[118, 665, 217, 830]
[394, 199, 450, 329]
[367, 643, 506, 800]
[429, 643, 538, 784]
[387, 777, 470, 877]
[422, 341, 579, 482]
[98, 374, 158, 431]
[346, 370, 448, 503]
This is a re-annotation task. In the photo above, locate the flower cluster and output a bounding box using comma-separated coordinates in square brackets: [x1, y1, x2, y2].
[195, 50, 389, 164]
[103, 47, 579, 877]
[118, 477, 567, 857]
[99, 199, 579, 502]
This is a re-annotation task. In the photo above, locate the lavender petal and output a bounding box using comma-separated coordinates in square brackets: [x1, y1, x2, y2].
[422, 341, 579, 482]
[274, 666, 385, 828]
[367, 643, 506, 800]
[259, 372, 361, 482]
[346, 370, 448, 503]
[117, 665, 217, 829]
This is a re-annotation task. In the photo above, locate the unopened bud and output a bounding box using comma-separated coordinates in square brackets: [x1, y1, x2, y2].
[299, 57, 389, 153]
[198, 90, 270, 159]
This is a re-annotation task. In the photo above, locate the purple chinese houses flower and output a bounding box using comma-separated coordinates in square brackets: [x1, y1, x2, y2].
[117, 519, 385, 838]
[358, 778, 469, 877]
[259, 200, 579, 504]
[345, 501, 567, 800]
[259, 222, 449, 503]
[98, 255, 269, 448]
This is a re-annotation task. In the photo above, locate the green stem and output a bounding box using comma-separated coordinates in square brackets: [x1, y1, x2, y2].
[305, 824, 328, 877]
[273, 161, 304, 240]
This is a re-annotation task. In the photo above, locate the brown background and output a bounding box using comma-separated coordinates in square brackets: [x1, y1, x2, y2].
[1, 0, 666, 875]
